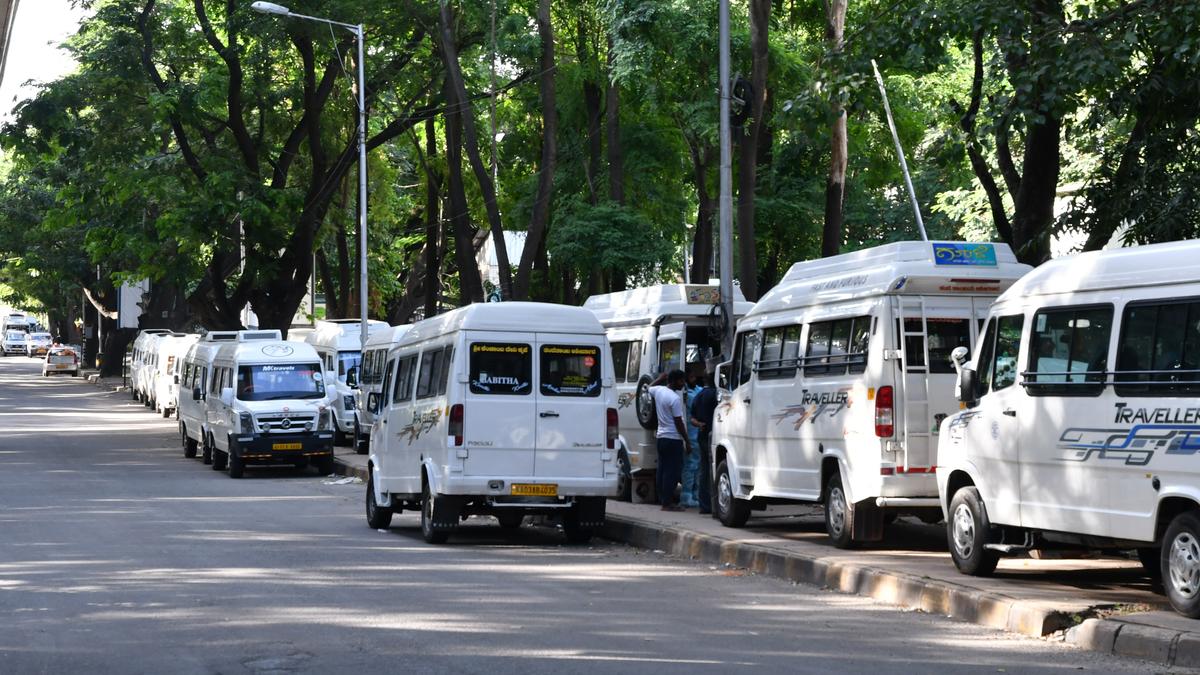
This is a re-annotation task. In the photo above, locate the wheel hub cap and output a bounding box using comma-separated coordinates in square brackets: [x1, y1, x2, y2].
[952, 504, 976, 559]
[1169, 533, 1200, 599]
[717, 473, 732, 515]
[828, 487, 846, 535]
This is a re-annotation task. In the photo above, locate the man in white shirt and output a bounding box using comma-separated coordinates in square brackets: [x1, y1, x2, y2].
[649, 369, 692, 511]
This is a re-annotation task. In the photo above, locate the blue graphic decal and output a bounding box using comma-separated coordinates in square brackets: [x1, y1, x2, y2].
[1057, 424, 1200, 466]
[932, 242, 997, 267]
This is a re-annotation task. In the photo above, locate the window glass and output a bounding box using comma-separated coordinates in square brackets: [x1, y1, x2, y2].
[1116, 300, 1200, 396]
[730, 331, 757, 387]
[626, 341, 642, 382]
[904, 318, 971, 374]
[380, 359, 395, 408]
[757, 326, 795, 380]
[976, 319, 997, 393]
[235, 363, 325, 401]
[337, 351, 361, 381]
[394, 355, 417, 403]
[804, 321, 832, 375]
[782, 326, 802, 363]
[540, 345, 602, 397]
[610, 341, 630, 384]
[658, 338, 682, 373]
[1028, 306, 1111, 395]
[848, 318, 872, 374]
[992, 315, 1025, 391]
[469, 342, 532, 395]
[829, 320, 851, 369]
[804, 317, 871, 376]
[416, 348, 444, 399]
[438, 347, 454, 396]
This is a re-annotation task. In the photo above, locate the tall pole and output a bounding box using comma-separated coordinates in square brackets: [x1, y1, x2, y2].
[718, 0, 734, 358]
[356, 24, 370, 350]
[871, 59, 928, 242]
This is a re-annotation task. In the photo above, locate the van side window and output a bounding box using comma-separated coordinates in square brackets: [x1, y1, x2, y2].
[469, 342, 532, 395]
[804, 317, 870, 376]
[541, 345, 602, 397]
[658, 339, 682, 373]
[438, 347, 454, 396]
[611, 341, 631, 383]
[903, 318, 971, 374]
[730, 331, 757, 387]
[626, 341, 642, 381]
[975, 319, 997, 393]
[757, 325, 800, 379]
[393, 355, 417, 403]
[380, 359, 394, 408]
[1026, 306, 1111, 396]
[1115, 300, 1200, 396]
[991, 315, 1024, 391]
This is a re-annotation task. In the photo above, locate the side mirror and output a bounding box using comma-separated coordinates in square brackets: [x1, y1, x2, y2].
[192, 387, 203, 401]
[957, 367, 980, 406]
[715, 362, 730, 391]
[950, 346, 970, 372]
[367, 392, 380, 414]
[220, 387, 234, 407]
[345, 366, 359, 388]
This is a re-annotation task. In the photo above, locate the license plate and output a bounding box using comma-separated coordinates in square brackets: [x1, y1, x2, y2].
[272, 442, 303, 450]
[511, 483, 557, 497]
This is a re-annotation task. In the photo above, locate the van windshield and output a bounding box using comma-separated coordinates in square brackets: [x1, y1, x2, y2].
[540, 345, 602, 397]
[236, 363, 325, 401]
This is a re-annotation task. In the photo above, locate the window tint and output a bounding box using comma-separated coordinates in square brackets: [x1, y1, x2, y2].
[541, 345, 602, 397]
[380, 359, 394, 408]
[904, 318, 971, 374]
[416, 348, 446, 399]
[626, 341, 642, 381]
[804, 317, 871, 376]
[469, 342, 532, 395]
[611, 341, 631, 384]
[757, 325, 798, 380]
[992, 314, 1024, 391]
[731, 331, 757, 387]
[1116, 299, 1200, 396]
[1027, 306, 1111, 396]
[393, 355, 416, 403]
[438, 347, 454, 396]
[976, 319, 997, 393]
[658, 338, 682, 373]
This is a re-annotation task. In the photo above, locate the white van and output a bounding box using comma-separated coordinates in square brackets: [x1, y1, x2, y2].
[353, 324, 412, 453]
[712, 241, 1031, 547]
[302, 319, 388, 446]
[204, 335, 335, 478]
[365, 303, 619, 544]
[151, 333, 199, 418]
[178, 331, 243, 461]
[130, 329, 171, 404]
[2, 328, 28, 356]
[937, 239, 1200, 617]
[584, 284, 754, 501]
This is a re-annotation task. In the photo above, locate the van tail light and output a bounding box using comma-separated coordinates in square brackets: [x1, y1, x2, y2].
[875, 385, 895, 438]
[606, 408, 618, 449]
[449, 404, 464, 446]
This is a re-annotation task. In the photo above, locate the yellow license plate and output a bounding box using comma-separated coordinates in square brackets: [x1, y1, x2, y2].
[511, 483, 557, 497]
[272, 442, 303, 450]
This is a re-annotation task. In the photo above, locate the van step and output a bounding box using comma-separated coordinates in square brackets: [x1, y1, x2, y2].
[983, 543, 1032, 553]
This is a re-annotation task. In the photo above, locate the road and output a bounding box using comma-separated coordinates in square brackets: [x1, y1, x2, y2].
[0, 356, 1173, 674]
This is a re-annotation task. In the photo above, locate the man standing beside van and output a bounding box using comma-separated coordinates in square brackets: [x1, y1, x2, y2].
[650, 369, 692, 511]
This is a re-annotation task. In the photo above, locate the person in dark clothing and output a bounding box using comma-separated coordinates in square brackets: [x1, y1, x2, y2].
[690, 374, 719, 515]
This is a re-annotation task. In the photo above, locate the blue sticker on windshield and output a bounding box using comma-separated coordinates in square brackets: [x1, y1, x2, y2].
[933, 242, 997, 266]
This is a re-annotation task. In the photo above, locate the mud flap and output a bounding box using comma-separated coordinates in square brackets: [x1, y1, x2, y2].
[852, 498, 885, 542]
[572, 496, 607, 528]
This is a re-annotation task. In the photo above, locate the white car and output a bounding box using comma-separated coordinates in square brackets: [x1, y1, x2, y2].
[42, 346, 80, 376]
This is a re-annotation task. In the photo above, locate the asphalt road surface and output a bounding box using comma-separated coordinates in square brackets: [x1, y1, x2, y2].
[0, 356, 1174, 674]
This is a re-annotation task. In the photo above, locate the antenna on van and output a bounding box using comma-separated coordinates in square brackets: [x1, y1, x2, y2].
[871, 59, 929, 243]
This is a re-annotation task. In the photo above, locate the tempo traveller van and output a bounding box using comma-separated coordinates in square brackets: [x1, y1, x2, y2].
[353, 324, 412, 453]
[583, 284, 754, 502]
[151, 333, 199, 418]
[365, 303, 618, 544]
[937, 239, 1200, 617]
[302, 319, 388, 446]
[129, 329, 171, 403]
[712, 241, 1031, 547]
[177, 330, 243, 461]
[203, 335, 334, 478]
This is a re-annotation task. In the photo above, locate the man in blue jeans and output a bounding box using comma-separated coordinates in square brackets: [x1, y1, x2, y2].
[650, 369, 692, 511]
[690, 374, 719, 515]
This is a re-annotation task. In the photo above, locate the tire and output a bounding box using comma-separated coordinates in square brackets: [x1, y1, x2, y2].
[562, 513, 594, 544]
[1137, 547, 1163, 580]
[354, 420, 368, 455]
[947, 486, 1000, 576]
[161, 406, 171, 419]
[227, 446, 244, 479]
[496, 512, 524, 530]
[615, 450, 632, 503]
[365, 472, 393, 529]
[714, 460, 751, 528]
[1163, 511, 1200, 617]
[634, 375, 657, 430]
[335, 428, 349, 447]
[824, 472, 855, 548]
[181, 424, 197, 459]
[420, 480, 452, 544]
[201, 435, 212, 465]
[314, 456, 335, 475]
[211, 443, 227, 471]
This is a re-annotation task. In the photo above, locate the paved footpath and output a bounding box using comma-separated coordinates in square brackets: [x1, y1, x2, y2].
[326, 442, 1200, 668]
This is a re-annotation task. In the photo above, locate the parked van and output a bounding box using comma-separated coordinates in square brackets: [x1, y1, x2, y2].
[711, 241, 1031, 547]
[584, 284, 754, 501]
[302, 319, 388, 446]
[937, 240, 1200, 617]
[2, 328, 28, 356]
[365, 303, 618, 544]
[150, 333, 199, 418]
[178, 331, 242, 461]
[129, 329, 171, 403]
[353, 324, 412, 453]
[203, 335, 334, 478]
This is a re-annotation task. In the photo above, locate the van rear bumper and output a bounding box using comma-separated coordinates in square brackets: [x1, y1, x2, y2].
[232, 432, 334, 462]
[440, 476, 619, 499]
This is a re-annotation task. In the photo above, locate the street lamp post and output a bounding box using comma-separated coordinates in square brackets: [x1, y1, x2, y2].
[251, 2, 370, 351]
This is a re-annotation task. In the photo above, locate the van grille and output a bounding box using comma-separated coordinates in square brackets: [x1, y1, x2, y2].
[256, 413, 316, 433]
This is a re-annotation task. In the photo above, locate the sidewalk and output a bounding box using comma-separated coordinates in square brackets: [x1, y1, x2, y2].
[331, 448, 1200, 667]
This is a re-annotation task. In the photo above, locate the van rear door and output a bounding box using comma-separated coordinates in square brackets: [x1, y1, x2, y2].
[533, 335, 607, 479]
[462, 336, 536, 476]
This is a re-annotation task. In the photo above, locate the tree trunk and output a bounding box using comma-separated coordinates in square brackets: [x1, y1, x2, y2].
[577, 15, 604, 205]
[515, 0, 558, 300]
[1010, 117, 1059, 264]
[424, 116, 442, 318]
[688, 142, 715, 284]
[444, 78, 485, 306]
[438, 3, 513, 301]
[737, 0, 769, 299]
[605, 37, 627, 292]
[821, 0, 848, 259]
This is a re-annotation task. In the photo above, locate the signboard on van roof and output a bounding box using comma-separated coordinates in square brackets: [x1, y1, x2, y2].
[684, 285, 721, 305]
[932, 242, 998, 267]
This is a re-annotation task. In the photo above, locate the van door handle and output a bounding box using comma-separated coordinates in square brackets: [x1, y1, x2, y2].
[539, 411, 560, 418]
[742, 398, 751, 404]
[1002, 409, 1016, 417]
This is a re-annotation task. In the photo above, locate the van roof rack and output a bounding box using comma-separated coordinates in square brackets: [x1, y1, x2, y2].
[238, 329, 282, 341]
[202, 331, 240, 342]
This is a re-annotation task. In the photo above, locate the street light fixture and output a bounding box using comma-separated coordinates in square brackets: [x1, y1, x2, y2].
[251, 1, 371, 352]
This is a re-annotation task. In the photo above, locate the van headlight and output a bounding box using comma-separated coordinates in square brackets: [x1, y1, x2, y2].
[239, 412, 255, 435]
[317, 407, 332, 431]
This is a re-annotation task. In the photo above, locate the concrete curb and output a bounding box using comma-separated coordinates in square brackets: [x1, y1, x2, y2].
[597, 514, 1193, 667]
[332, 456, 368, 482]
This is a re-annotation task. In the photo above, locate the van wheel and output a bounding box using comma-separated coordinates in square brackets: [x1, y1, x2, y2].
[365, 472, 393, 529]
[335, 428, 349, 447]
[616, 451, 632, 502]
[947, 486, 1000, 576]
[634, 375, 657, 430]
[182, 426, 197, 459]
[562, 514, 594, 544]
[161, 406, 171, 419]
[211, 444, 227, 471]
[201, 436, 212, 465]
[354, 421, 368, 455]
[715, 460, 751, 528]
[420, 481, 452, 545]
[1137, 547, 1163, 580]
[227, 447, 244, 479]
[1163, 511, 1200, 617]
[824, 473, 855, 548]
[314, 456, 335, 475]
[496, 512, 524, 530]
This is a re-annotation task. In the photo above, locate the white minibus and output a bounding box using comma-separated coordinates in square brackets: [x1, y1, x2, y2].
[365, 303, 619, 544]
[712, 241, 1030, 547]
[584, 284, 754, 502]
[203, 335, 335, 478]
[302, 319, 388, 446]
[352, 324, 412, 453]
[178, 331, 242, 461]
[130, 329, 171, 405]
[151, 333, 198, 418]
[938, 239, 1200, 617]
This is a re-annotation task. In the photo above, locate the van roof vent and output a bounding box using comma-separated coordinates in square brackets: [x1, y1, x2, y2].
[203, 331, 240, 342]
[238, 330, 283, 341]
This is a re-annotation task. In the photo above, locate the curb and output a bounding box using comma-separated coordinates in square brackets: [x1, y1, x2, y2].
[332, 457, 368, 482]
[597, 514, 1192, 667]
